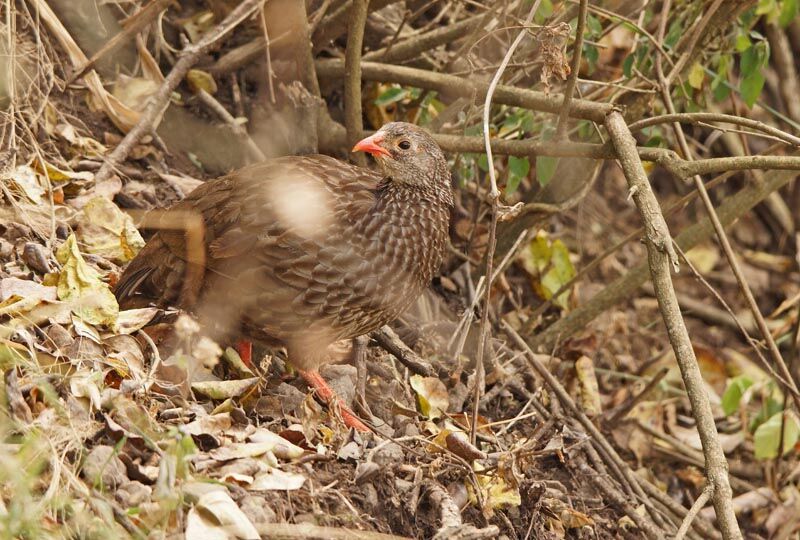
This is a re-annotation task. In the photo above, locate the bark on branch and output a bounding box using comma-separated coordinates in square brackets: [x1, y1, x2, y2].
[604, 110, 741, 539]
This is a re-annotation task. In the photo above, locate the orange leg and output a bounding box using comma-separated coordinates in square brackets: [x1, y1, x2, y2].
[299, 369, 370, 432]
[236, 339, 253, 367]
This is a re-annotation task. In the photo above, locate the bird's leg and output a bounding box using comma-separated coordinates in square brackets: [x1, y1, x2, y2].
[298, 369, 370, 432]
[236, 339, 253, 367]
[353, 335, 373, 418]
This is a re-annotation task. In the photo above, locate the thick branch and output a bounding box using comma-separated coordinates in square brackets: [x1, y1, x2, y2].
[315, 59, 614, 122]
[344, 0, 369, 167]
[604, 111, 742, 540]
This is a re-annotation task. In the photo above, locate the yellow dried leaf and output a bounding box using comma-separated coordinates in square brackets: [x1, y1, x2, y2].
[186, 69, 217, 94]
[55, 234, 118, 326]
[77, 197, 145, 264]
[575, 356, 602, 416]
[410, 374, 449, 419]
[688, 61, 705, 89]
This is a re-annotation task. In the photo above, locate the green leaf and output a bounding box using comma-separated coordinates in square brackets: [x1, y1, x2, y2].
[735, 33, 752, 52]
[712, 76, 732, 102]
[544, 240, 577, 309]
[505, 156, 530, 196]
[536, 156, 558, 186]
[722, 375, 754, 416]
[756, 0, 778, 16]
[586, 14, 602, 36]
[374, 87, 407, 107]
[477, 154, 489, 172]
[583, 45, 599, 74]
[528, 235, 551, 273]
[523, 235, 576, 310]
[740, 71, 766, 108]
[740, 46, 759, 77]
[753, 411, 800, 459]
[688, 61, 705, 89]
[622, 54, 635, 78]
[780, 0, 798, 26]
[534, 0, 553, 23]
[56, 234, 119, 327]
[664, 20, 682, 48]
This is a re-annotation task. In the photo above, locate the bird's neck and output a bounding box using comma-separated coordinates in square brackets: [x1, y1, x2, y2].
[359, 178, 451, 285]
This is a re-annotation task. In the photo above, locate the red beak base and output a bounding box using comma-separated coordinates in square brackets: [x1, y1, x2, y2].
[352, 133, 391, 157]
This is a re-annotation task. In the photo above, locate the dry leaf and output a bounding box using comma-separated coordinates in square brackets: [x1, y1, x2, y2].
[56, 234, 119, 327]
[410, 374, 448, 419]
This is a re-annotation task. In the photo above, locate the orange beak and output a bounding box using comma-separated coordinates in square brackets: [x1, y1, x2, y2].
[352, 133, 391, 157]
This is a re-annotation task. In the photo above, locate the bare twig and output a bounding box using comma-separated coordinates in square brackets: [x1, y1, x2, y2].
[628, 112, 800, 147]
[258, 4, 276, 104]
[94, 0, 263, 183]
[194, 89, 265, 162]
[554, 0, 588, 140]
[257, 523, 413, 540]
[503, 322, 667, 528]
[530, 164, 800, 350]
[604, 110, 741, 540]
[575, 459, 664, 539]
[372, 326, 435, 377]
[363, 13, 484, 64]
[675, 486, 713, 540]
[66, 0, 173, 85]
[606, 367, 669, 425]
[766, 22, 800, 123]
[344, 0, 369, 167]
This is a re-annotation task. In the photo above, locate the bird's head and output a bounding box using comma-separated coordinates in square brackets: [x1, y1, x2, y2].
[352, 122, 448, 188]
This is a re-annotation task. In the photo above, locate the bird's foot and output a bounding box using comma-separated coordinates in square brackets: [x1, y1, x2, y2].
[299, 369, 370, 432]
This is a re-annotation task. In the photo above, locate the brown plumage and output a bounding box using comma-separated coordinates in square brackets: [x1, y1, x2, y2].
[116, 122, 452, 372]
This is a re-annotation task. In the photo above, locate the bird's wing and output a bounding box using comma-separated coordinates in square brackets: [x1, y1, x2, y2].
[115, 155, 382, 329]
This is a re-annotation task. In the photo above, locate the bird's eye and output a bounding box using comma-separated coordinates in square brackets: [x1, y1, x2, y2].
[398, 140, 412, 150]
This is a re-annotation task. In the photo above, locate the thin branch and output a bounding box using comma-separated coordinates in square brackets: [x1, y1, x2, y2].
[628, 112, 800, 147]
[371, 326, 435, 377]
[503, 322, 668, 528]
[194, 89, 265, 162]
[530, 164, 800, 350]
[363, 12, 485, 64]
[554, 0, 588, 141]
[665, 0, 724, 84]
[674, 486, 713, 540]
[344, 0, 369, 167]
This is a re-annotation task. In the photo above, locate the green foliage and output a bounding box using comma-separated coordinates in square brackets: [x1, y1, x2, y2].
[536, 156, 558, 187]
[522, 234, 576, 310]
[779, 0, 798, 26]
[374, 86, 407, 107]
[753, 411, 800, 459]
[739, 40, 770, 108]
[505, 156, 530, 196]
[721, 375, 754, 416]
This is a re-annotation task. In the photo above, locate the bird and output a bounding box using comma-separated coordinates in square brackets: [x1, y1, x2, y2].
[115, 122, 453, 431]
